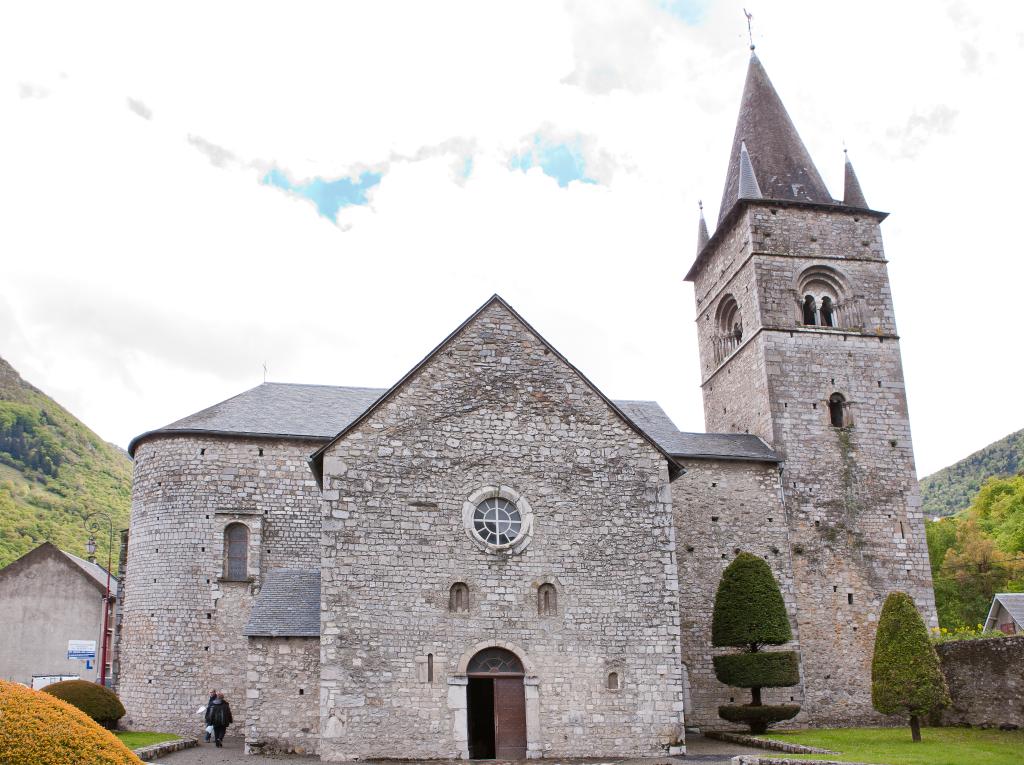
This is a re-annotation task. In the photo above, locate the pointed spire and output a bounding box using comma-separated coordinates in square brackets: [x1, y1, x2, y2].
[843, 150, 869, 208]
[718, 53, 832, 223]
[738, 142, 762, 199]
[697, 200, 710, 253]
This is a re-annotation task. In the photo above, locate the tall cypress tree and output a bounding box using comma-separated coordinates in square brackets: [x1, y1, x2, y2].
[871, 591, 950, 742]
[712, 552, 801, 733]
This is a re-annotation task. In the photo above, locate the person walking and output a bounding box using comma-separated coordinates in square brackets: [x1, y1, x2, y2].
[208, 692, 233, 747]
[202, 689, 217, 742]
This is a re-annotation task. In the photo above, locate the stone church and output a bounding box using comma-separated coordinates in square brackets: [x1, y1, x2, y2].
[117, 53, 936, 759]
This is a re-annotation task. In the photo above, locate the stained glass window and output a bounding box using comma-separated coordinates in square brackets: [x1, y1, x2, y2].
[467, 647, 524, 675]
[225, 523, 248, 580]
[472, 498, 522, 547]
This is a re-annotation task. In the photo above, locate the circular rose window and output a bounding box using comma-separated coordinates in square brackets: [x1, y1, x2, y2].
[473, 497, 523, 547]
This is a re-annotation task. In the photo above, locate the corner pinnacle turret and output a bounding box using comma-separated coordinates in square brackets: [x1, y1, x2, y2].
[843, 150, 869, 208]
[696, 201, 710, 254]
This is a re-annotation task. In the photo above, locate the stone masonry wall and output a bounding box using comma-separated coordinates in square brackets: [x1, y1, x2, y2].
[692, 203, 935, 726]
[246, 637, 320, 754]
[936, 637, 1024, 729]
[318, 301, 685, 761]
[119, 436, 322, 735]
[672, 459, 804, 730]
[701, 334, 774, 443]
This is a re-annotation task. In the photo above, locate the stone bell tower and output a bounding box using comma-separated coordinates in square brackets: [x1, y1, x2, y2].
[686, 51, 936, 725]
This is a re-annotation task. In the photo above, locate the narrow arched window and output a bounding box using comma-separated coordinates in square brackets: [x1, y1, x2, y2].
[224, 523, 248, 580]
[820, 297, 834, 327]
[829, 393, 846, 428]
[427, 653, 434, 683]
[449, 582, 469, 613]
[538, 583, 557, 616]
[607, 672, 620, 690]
[802, 295, 817, 325]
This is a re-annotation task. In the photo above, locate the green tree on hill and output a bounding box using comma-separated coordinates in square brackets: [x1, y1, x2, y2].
[871, 591, 950, 742]
[712, 551, 801, 733]
[926, 476, 1024, 628]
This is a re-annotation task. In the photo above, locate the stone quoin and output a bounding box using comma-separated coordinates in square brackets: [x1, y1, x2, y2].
[116, 52, 935, 758]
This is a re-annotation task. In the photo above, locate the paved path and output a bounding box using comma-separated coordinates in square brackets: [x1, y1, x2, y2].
[147, 737, 317, 764]
[148, 734, 766, 765]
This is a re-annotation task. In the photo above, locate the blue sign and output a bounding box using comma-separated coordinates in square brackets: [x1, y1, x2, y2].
[67, 640, 96, 661]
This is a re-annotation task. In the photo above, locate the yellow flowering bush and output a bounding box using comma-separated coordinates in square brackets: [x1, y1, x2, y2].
[930, 624, 1007, 643]
[0, 680, 143, 764]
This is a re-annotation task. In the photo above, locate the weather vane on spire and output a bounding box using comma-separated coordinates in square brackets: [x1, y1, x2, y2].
[744, 8, 755, 51]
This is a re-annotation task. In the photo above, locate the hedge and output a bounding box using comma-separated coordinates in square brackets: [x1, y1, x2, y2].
[718, 703, 801, 731]
[712, 552, 792, 648]
[43, 679, 126, 728]
[0, 680, 143, 765]
[713, 650, 800, 688]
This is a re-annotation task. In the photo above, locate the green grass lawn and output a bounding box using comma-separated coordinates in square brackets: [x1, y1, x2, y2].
[757, 727, 1024, 765]
[114, 731, 181, 749]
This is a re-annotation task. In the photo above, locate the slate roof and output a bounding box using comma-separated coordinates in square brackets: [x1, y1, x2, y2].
[986, 593, 1024, 629]
[128, 383, 385, 456]
[243, 569, 320, 637]
[615, 400, 777, 462]
[717, 53, 834, 224]
[62, 551, 118, 596]
[130, 378, 777, 463]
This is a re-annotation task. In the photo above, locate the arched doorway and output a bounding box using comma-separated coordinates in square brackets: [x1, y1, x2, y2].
[466, 648, 526, 759]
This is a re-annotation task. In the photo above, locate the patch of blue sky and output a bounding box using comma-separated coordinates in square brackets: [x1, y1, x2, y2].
[658, 0, 709, 24]
[262, 168, 382, 220]
[461, 155, 474, 180]
[510, 138, 596, 188]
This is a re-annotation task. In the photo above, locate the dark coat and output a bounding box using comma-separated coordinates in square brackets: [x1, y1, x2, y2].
[208, 699, 233, 727]
[204, 695, 217, 724]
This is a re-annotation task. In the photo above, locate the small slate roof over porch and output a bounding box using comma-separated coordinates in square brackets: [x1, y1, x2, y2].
[243, 569, 320, 638]
[130, 382, 778, 463]
[985, 593, 1024, 630]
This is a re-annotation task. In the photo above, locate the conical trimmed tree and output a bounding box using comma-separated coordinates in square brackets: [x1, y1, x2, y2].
[871, 591, 950, 742]
[712, 552, 800, 733]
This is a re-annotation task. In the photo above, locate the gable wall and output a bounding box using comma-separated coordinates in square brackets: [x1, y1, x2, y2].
[318, 302, 684, 760]
[0, 550, 104, 685]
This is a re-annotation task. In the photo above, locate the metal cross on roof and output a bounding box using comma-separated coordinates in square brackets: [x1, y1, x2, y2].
[744, 8, 755, 51]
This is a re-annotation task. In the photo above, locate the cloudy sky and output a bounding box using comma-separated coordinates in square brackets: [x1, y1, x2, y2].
[1, 1, 1020, 478]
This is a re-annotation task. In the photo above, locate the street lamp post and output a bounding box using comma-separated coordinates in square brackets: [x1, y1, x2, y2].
[83, 511, 114, 687]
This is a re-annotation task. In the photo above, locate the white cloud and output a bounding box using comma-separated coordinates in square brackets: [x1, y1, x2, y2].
[0, 0, 1020, 477]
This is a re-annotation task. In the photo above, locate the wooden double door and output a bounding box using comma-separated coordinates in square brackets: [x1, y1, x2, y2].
[467, 675, 526, 759]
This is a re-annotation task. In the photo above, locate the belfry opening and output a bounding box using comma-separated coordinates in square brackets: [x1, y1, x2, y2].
[466, 648, 527, 759]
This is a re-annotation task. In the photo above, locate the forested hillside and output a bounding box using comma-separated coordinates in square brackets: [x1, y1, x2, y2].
[0, 355, 130, 570]
[920, 429, 1024, 517]
[926, 475, 1024, 628]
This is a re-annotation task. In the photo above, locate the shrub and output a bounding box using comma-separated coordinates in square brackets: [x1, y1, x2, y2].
[43, 679, 126, 728]
[930, 624, 1008, 643]
[872, 591, 951, 742]
[718, 704, 800, 727]
[0, 680, 142, 764]
[712, 551, 792, 647]
[712, 552, 801, 733]
[713, 651, 800, 688]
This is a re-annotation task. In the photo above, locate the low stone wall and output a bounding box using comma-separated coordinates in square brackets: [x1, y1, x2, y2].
[706, 730, 836, 754]
[133, 737, 196, 760]
[936, 636, 1024, 729]
[244, 636, 319, 755]
[731, 758, 885, 765]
